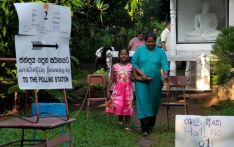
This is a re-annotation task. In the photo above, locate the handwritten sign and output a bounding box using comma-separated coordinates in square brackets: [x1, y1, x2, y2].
[176, 115, 234, 147]
[14, 3, 71, 37]
[15, 35, 72, 89]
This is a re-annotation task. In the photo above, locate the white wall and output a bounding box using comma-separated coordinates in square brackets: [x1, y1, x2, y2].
[176, 44, 212, 52]
[230, 0, 234, 26]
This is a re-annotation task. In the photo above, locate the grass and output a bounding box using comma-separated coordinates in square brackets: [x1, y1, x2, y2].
[150, 122, 175, 147]
[72, 111, 140, 147]
[0, 110, 140, 147]
[1, 100, 234, 146]
[204, 100, 234, 115]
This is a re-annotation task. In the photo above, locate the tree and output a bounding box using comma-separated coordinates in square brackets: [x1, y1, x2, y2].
[141, 0, 170, 22]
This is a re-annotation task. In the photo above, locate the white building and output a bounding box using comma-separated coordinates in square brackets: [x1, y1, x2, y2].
[168, 0, 233, 90]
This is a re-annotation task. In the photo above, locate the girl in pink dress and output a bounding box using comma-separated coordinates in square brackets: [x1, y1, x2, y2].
[105, 48, 134, 130]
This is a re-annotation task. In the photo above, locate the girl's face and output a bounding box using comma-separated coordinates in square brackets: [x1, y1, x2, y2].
[145, 37, 156, 50]
[119, 50, 129, 62]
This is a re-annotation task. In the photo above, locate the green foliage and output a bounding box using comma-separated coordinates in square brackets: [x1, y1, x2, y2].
[93, 68, 107, 75]
[125, 0, 142, 19]
[0, 0, 19, 57]
[7, 85, 22, 94]
[70, 55, 80, 70]
[72, 69, 88, 80]
[0, 0, 168, 62]
[95, 0, 109, 23]
[211, 27, 234, 85]
[0, 63, 20, 113]
[45, 89, 64, 102]
[0, 63, 17, 85]
[72, 70, 88, 90]
[205, 100, 234, 116]
[71, 0, 135, 62]
[142, 0, 170, 22]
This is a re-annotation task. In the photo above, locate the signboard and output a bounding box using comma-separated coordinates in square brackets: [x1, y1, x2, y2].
[176, 115, 234, 147]
[14, 3, 71, 37]
[15, 35, 72, 89]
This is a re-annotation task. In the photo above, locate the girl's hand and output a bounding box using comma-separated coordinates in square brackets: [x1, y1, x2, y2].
[141, 76, 148, 81]
[138, 76, 152, 82]
[147, 77, 153, 81]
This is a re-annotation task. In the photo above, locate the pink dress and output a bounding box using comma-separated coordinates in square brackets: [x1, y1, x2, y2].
[106, 63, 134, 116]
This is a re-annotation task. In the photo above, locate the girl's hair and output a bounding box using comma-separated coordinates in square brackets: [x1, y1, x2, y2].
[118, 48, 129, 57]
[144, 32, 157, 41]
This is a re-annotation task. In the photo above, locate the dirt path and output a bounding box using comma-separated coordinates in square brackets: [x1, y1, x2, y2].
[133, 92, 211, 147]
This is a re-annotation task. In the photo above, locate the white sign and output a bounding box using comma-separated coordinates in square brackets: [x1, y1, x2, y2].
[15, 35, 72, 89]
[14, 3, 71, 37]
[176, 115, 234, 147]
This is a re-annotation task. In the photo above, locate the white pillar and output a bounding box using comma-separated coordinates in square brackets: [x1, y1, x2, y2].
[169, 0, 177, 76]
[196, 53, 210, 90]
[185, 61, 191, 82]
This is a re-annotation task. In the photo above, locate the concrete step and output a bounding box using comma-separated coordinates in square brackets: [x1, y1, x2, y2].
[162, 91, 212, 104]
[188, 93, 211, 103]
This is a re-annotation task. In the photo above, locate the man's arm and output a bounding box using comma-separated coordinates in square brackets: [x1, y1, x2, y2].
[161, 41, 167, 51]
[128, 38, 134, 50]
[160, 30, 167, 51]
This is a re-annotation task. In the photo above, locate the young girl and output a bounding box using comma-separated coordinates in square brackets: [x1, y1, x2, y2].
[105, 48, 134, 130]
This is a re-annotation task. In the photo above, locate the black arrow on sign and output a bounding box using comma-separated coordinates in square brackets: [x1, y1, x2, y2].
[31, 41, 59, 50]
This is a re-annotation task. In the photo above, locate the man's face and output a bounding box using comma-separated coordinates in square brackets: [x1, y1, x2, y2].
[168, 24, 171, 31]
[138, 34, 144, 40]
[153, 28, 157, 34]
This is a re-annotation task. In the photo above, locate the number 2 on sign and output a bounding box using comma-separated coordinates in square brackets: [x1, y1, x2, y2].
[44, 11, 48, 20]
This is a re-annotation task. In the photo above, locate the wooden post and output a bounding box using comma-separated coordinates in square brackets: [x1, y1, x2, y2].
[63, 89, 70, 120]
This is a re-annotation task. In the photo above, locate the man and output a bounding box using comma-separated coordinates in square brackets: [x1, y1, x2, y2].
[95, 46, 115, 70]
[152, 27, 158, 35]
[128, 31, 145, 51]
[161, 22, 170, 51]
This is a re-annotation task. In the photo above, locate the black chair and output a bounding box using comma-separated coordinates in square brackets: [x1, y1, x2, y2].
[161, 76, 188, 129]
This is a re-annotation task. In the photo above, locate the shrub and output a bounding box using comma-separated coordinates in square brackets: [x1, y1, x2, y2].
[211, 27, 234, 85]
